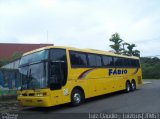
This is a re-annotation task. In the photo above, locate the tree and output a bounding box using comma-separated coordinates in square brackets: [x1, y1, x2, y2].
[127, 43, 136, 55]
[109, 33, 123, 54]
[133, 50, 140, 57]
[11, 52, 22, 60]
[125, 43, 140, 57]
[109, 33, 140, 57]
[122, 42, 129, 55]
[0, 59, 9, 67]
[140, 57, 160, 79]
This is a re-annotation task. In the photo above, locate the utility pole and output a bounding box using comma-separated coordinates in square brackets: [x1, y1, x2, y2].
[47, 30, 48, 43]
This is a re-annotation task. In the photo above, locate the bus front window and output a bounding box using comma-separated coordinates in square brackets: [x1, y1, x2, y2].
[19, 49, 49, 90]
[20, 62, 48, 90]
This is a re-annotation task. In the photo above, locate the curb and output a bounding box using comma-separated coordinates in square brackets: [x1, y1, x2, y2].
[143, 81, 152, 85]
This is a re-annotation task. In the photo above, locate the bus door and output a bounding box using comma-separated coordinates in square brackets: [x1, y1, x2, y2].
[48, 49, 68, 105]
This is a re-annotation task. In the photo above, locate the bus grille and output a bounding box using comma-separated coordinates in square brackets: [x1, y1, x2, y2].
[22, 93, 27, 96]
[29, 93, 35, 96]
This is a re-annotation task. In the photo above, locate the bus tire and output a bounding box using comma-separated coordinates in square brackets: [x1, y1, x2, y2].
[131, 80, 136, 91]
[125, 81, 131, 93]
[71, 89, 84, 106]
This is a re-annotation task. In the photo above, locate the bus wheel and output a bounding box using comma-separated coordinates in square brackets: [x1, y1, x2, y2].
[71, 89, 84, 106]
[131, 80, 136, 91]
[125, 81, 131, 93]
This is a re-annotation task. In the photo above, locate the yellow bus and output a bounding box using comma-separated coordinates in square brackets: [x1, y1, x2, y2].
[17, 46, 142, 107]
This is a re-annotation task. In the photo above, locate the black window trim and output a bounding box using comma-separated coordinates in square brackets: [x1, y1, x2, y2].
[87, 53, 103, 68]
[69, 50, 88, 68]
[102, 55, 114, 68]
[113, 56, 123, 68]
[69, 50, 140, 68]
[122, 57, 132, 68]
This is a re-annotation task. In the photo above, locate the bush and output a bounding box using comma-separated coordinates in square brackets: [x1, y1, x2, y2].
[141, 57, 160, 79]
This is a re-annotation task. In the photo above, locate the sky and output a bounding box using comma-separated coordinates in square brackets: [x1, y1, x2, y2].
[0, 0, 160, 57]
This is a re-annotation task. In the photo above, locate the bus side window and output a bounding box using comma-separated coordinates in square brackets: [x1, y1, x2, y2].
[88, 54, 102, 67]
[69, 51, 87, 67]
[102, 56, 114, 67]
[131, 59, 137, 68]
[88, 54, 96, 67]
[123, 58, 131, 67]
[113, 57, 123, 67]
[95, 55, 102, 67]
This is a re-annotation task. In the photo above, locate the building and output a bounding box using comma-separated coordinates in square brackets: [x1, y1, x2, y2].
[0, 43, 53, 69]
[0, 43, 53, 60]
[0, 43, 53, 96]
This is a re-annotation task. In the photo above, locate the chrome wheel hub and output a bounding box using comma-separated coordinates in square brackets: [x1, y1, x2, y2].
[127, 84, 130, 91]
[132, 83, 135, 90]
[73, 93, 81, 104]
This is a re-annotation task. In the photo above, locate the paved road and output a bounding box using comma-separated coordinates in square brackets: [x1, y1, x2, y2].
[5, 80, 160, 119]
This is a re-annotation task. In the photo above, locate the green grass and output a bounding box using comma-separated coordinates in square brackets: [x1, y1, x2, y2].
[0, 90, 16, 96]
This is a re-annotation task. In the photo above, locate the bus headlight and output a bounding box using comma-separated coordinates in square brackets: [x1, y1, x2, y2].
[18, 94, 22, 96]
[35, 92, 47, 97]
[35, 93, 43, 96]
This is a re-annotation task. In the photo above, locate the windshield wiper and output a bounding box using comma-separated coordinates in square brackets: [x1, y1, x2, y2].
[27, 69, 33, 89]
[19, 63, 29, 68]
[27, 69, 37, 91]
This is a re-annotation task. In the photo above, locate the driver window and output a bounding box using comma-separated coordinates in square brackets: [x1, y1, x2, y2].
[49, 49, 67, 86]
[50, 49, 66, 61]
[50, 62, 60, 83]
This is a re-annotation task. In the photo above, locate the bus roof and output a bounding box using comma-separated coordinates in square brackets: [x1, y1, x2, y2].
[23, 46, 139, 59]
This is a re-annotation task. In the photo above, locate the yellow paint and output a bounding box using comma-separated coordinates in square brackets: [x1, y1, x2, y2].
[17, 46, 142, 107]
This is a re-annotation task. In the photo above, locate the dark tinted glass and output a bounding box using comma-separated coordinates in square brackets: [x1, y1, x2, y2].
[20, 50, 48, 65]
[70, 51, 87, 67]
[102, 56, 114, 67]
[88, 54, 97, 67]
[95, 55, 102, 66]
[123, 58, 131, 67]
[136, 60, 140, 67]
[131, 59, 140, 67]
[49, 49, 67, 86]
[88, 54, 102, 67]
[114, 57, 118, 66]
[50, 49, 66, 61]
[114, 57, 124, 67]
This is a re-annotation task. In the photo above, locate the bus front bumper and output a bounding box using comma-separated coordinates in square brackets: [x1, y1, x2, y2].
[18, 96, 51, 107]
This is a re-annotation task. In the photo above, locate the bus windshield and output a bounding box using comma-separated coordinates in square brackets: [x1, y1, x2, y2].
[19, 50, 49, 90]
[18, 48, 67, 90]
[19, 50, 48, 66]
[19, 62, 48, 90]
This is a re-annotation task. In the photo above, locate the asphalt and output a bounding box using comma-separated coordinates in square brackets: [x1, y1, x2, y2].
[1, 80, 160, 119]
